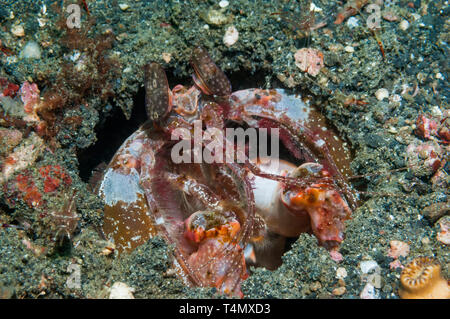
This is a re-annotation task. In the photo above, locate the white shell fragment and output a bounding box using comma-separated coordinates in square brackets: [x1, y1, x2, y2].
[360, 260, 379, 274]
[399, 20, 410, 31]
[310, 3, 322, 12]
[223, 25, 239, 47]
[11, 24, 25, 37]
[119, 3, 130, 11]
[344, 46, 355, 53]
[219, 0, 229, 8]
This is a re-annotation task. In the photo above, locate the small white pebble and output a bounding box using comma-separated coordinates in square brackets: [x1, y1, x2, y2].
[411, 13, 421, 21]
[219, 0, 229, 8]
[347, 17, 359, 28]
[37, 18, 47, 28]
[399, 20, 410, 31]
[109, 282, 135, 299]
[390, 94, 402, 103]
[344, 46, 355, 53]
[336, 267, 348, 279]
[430, 105, 442, 117]
[19, 41, 42, 59]
[223, 25, 239, 47]
[436, 72, 444, 80]
[375, 88, 389, 101]
[387, 126, 397, 134]
[310, 3, 322, 12]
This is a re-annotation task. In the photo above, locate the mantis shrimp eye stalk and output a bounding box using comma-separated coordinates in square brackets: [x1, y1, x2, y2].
[279, 163, 351, 247]
[190, 47, 232, 96]
[144, 62, 172, 122]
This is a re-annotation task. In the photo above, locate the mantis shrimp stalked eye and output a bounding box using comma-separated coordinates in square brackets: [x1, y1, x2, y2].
[144, 62, 172, 122]
[190, 47, 231, 96]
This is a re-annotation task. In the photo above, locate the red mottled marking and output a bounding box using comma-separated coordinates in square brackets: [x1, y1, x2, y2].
[24, 103, 34, 114]
[43, 177, 61, 193]
[13, 174, 43, 208]
[438, 126, 449, 143]
[415, 114, 438, 139]
[39, 165, 72, 193]
[0, 45, 12, 56]
[0, 78, 8, 86]
[190, 47, 231, 96]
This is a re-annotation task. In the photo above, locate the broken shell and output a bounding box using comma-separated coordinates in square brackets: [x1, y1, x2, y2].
[399, 20, 410, 31]
[223, 25, 239, 47]
[219, 0, 229, 8]
[375, 88, 389, 101]
[11, 24, 25, 37]
[344, 46, 354, 53]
